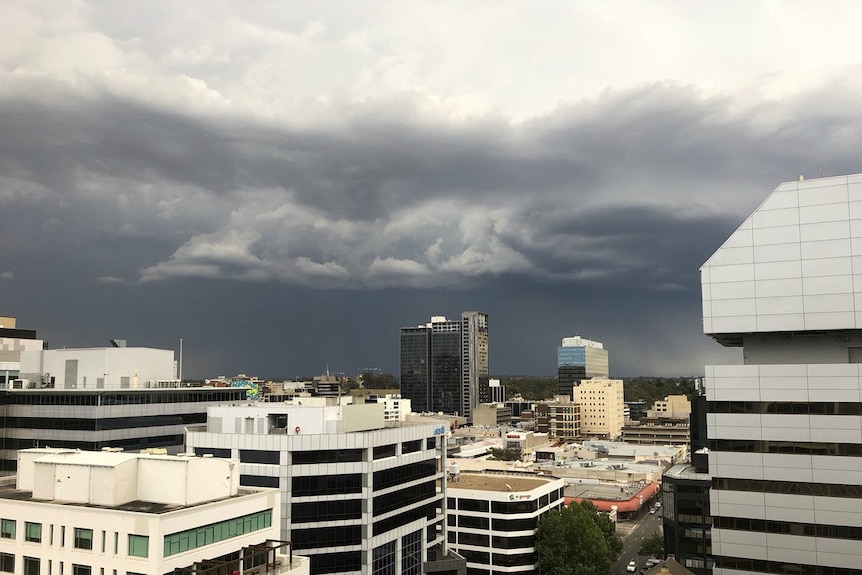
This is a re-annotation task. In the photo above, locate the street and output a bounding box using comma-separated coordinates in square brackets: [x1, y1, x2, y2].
[610, 508, 663, 574]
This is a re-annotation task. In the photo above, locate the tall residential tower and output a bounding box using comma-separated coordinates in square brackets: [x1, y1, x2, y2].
[400, 312, 489, 419]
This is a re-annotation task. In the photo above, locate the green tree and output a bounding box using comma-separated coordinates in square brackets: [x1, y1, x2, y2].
[536, 500, 621, 575]
[637, 532, 664, 557]
[486, 447, 521, 461]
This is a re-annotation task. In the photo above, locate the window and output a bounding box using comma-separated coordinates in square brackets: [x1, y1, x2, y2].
[0, 553, 13, 573]
[163, 510, 272, 557]
[73, 565, 91, 575]
[0, 520, 14, 539]
[25, 523, 41, 543]
[23, 557, 39, 575]
[127, 535, 148, 558]
[74, 529, 93, 550]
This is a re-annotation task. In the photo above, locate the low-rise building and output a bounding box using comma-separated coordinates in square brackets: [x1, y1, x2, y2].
[620, 417, 690, 446]
[0, 448, 308, 575]
[446, 471, 565, 574]
[472, 404, 513, 428]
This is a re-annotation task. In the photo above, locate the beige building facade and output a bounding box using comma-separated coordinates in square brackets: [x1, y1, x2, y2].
[572, 377, 624, 439]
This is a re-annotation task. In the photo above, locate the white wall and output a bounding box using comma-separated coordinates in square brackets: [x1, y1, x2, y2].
[20, 347, 175, 389]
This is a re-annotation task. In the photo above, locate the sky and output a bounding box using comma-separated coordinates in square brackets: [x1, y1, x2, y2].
[3, 1, 862, 379]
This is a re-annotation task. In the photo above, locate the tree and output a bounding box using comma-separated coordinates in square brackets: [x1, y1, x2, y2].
[486, 447, 521, 461]
[637, 532, 664, 557]
[536, 500, 622, 575]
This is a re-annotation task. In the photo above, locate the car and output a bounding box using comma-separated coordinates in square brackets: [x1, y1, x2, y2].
[626, 560, 638, 573]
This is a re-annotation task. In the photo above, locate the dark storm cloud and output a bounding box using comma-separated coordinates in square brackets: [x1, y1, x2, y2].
[2, 75, 861, 376]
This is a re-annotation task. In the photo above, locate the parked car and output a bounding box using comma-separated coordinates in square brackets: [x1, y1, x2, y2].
[626, 560, 638, 573]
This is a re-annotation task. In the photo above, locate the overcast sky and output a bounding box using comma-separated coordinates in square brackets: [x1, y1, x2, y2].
[3, 1, 862, 379]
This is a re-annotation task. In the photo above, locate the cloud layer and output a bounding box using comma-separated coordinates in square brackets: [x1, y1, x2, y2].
[3, 1, 862, 377]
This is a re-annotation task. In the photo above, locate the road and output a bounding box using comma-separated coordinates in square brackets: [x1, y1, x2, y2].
[611, 508, 663, 574]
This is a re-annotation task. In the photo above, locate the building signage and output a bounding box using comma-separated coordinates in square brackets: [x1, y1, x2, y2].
[509, 494, 531, 501]
[433, 425, 446, 436]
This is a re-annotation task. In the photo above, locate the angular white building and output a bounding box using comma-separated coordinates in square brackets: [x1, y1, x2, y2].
[0, 448, 308, 575]
[701, 174, 862, 573]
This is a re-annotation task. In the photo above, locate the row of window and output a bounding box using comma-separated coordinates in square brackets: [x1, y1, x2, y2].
[374, 461, 437, 491]
[456, 549, 537, 567]
[292, 499, 363, 523]
[2, 414, 206, 431]
[710, 439, 862, 456]
[716, 555, 862, 575]
[0, 556, 157, 575]
[447, 498, 542, 515]
[292, 525, 362, 550]
[715, 516, 862, 540]
[446, 515, 538, 532]
[192, 445, 435, 466]
[374, 481, 436, 516]
[2, 434, 184, 452]
[372, 503, 436, 537]
[163, 510, 272, 557]
[714, 477, 862, 499]
[0, 390, 245, 405]
[709, 401, 862, 415]
[446, 532, 536, 550]
[0, 521, 147, 558]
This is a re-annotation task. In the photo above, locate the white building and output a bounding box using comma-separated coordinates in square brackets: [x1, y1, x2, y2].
[445, 471, 564, 574]
[701, 174, 862, 573]
[186, 401, 449, 575]
[0, 448, 308, 575]
[19, 346, 176, 389]
[572, 377, 624, 439]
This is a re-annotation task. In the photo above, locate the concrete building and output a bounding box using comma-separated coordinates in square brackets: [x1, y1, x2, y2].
[0, 387, 248, 473]
[445, 471, 564, 575]
[556, 336, 608, 397]
[399, 312, 489, 419]
[471, 404, 513, 428]
[571, 377, 624, 440]
[19, 345, 176, 389]
[0, 448, 308, 575]
[0, 317, 44, 386]
[650, 395, 691, 419]
[620, 419, 690, 446]
[487, 379, 505, 404]
[358, 394, 412, 422]
[701, 174, 862, 573]
[186, 401, 451, 575]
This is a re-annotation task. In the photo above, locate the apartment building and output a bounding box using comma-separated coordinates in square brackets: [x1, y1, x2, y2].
[572, 377, 624, 440]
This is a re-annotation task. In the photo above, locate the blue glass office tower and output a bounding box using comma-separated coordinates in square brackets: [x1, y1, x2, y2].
[556, 336, 608, 397]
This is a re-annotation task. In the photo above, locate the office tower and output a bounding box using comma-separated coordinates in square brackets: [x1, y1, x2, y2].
[400, 312, 489, 419]
[556, 336, 608, 398]
[445, 470, 564, 574]
[186, 402, 450, 575]
[571, 376, 624, 439]
[0, 448, 308, 575]
[701, 174, 862, 573]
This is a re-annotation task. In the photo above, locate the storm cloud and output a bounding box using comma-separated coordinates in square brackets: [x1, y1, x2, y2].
[3, 1, 862, 377]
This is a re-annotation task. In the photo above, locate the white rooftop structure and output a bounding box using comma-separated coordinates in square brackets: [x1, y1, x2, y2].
[560, 336, 604, 349]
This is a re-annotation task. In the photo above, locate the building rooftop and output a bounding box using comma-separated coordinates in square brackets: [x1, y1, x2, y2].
[450, 472, 556, 493]
[0, 476, 259, 514]
[664, 462, 712, 482]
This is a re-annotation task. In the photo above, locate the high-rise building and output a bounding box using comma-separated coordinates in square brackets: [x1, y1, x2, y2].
[701, 174, 862, 573]
[400, 312, 489, 419]
[556, 336, 608, 398]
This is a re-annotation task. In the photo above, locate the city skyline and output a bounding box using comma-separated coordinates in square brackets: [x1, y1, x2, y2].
[5, 2, 862, 378]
